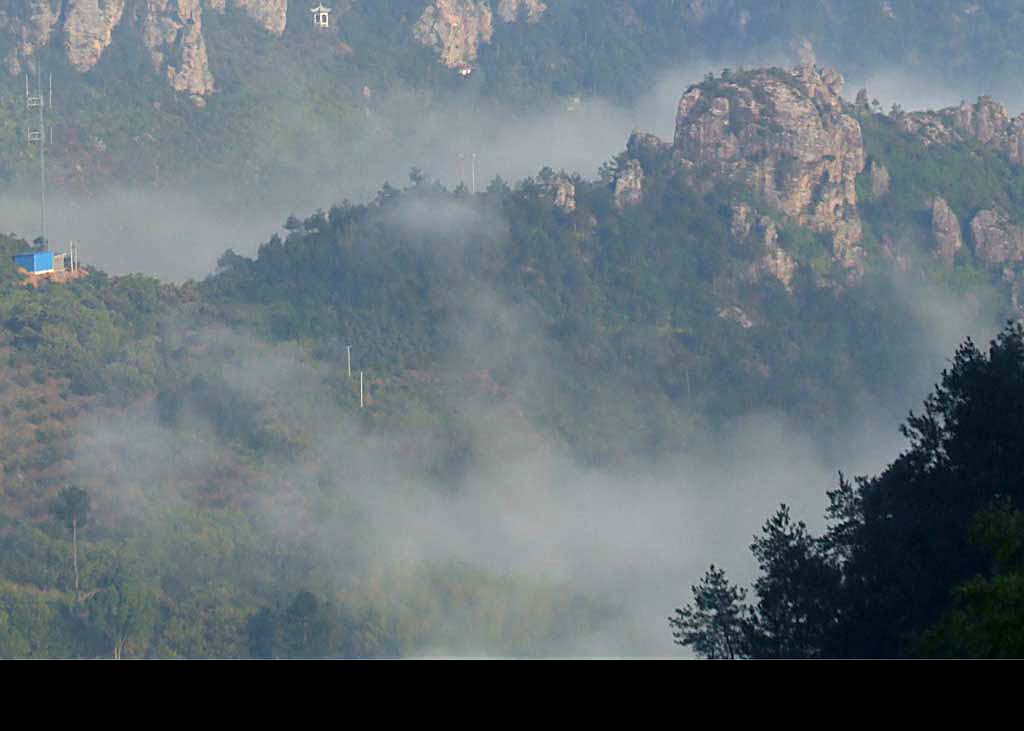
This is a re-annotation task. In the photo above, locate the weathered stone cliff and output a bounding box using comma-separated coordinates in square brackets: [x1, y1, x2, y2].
[2, 0, 289, 98]
[898, 96, 1024, 166]
[539, 168, 576, 212]
[142, 0, 213, 100]
[414, 0, 494, 71]
[969, 208, 1024, 265]
[671, 64, 866, 272]
[868, 160, 890, 200]
[732, 203, 796, 290]
[0, 1, 62, 75]
[64, 0, 127, 72]
[415, 0, 548, 70]
[613, 159, 644, 211]
[931, 197, 962, 266]
[209, 0, 287, 35]
[498, 0, 546, 23]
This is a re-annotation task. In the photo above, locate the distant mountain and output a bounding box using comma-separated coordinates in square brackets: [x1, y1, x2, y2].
[4, 1, 1024, 196]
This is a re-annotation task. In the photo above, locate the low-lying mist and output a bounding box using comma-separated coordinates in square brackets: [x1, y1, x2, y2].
[0, 64, 730, 282]
[65, 188, 1003, 656]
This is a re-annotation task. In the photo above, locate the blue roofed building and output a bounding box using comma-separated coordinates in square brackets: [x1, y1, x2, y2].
[13, 251, 54, 274]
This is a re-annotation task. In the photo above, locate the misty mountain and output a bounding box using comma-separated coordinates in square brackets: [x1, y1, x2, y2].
[4, 54, 1024, 656]
[4, 1, 1024, 202]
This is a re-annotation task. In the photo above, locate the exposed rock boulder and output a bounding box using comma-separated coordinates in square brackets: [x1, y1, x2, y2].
[970, 209, 1024, 265]
[899, 96, 1024, 166]
[498, 0, 546, 23]
[672, 65, 866, 273]
[142, 0, 214, 99]
[3, 0, 288, 95]
[730, 203, 753, 240]
[761, 245, 796, 291]
[208, 0, 288, 35]
[931, 197, 962, 265]
[64, 0, 126, 72]
[539, 169, 575, 212]
[613, 159, 644, 210]
[869, 160, 890, 199]
[732, 204, 796, 290]
[0, 1, 62, 75]
[718, 305, 754, 329]
[626, 130, 670, 161]
[754, 216, 796, 291]
[414, 0, 493, 71]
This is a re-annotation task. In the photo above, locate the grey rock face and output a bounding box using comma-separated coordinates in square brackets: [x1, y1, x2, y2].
[931, 197, 962, 265]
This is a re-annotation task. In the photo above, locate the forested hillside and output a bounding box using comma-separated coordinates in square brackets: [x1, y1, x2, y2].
[3, 58, 1024, 655]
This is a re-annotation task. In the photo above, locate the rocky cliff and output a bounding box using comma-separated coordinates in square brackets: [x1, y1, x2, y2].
[415, 0, 547, 70]
[210, 0, 287, 35]
[498, 0, 545, 23]
[1, 0, 288, 100]
[931, 197, 962, 266]
[899, 96, 1024, 167]
[414, 0, 494, 71]
[731, 203, 796, 290]
[658, 65, 867, 274]
[64, 0, 127, 72]
[0, 1, 61, 76]
[142, 0, 213, 100]
[2, 0, 549, 95]
[969, 208, 1024, 265]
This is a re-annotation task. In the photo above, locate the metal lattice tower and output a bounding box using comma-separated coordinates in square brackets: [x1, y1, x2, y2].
[25, 68, 52, 246]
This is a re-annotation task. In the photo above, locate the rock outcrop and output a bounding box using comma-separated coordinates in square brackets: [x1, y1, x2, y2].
[613, 159, 644, 210]
[869, 160, 890, 199]
[539, 169, 575, 212]
[0, 1, 62, 75]
[970, 209, 1024, 265]
[414, 0, 493, 71]
[732, 204, 796, 290]
[64, 0, 127, 71]
[498, 0, 546, 23]
[931, 197, 962, 265]
[3, 0, 290, 97]
[142, 0, 214, 100]
[672, 65, 866, 273]
[415, 0, 550, 70]
[208, 0, 288, 35]
[718, 305, 754, 329]
[626, 130, 671, 162]
[898, 96, 1024, 166]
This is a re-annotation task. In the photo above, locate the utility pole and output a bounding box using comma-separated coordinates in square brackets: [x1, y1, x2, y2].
[471, 152, 477, 194]
[359, 371, 364, 409]
[346, 345, 352, 378]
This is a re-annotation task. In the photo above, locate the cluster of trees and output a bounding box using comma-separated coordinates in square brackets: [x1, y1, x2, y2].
[673, 323, 1024, 658]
